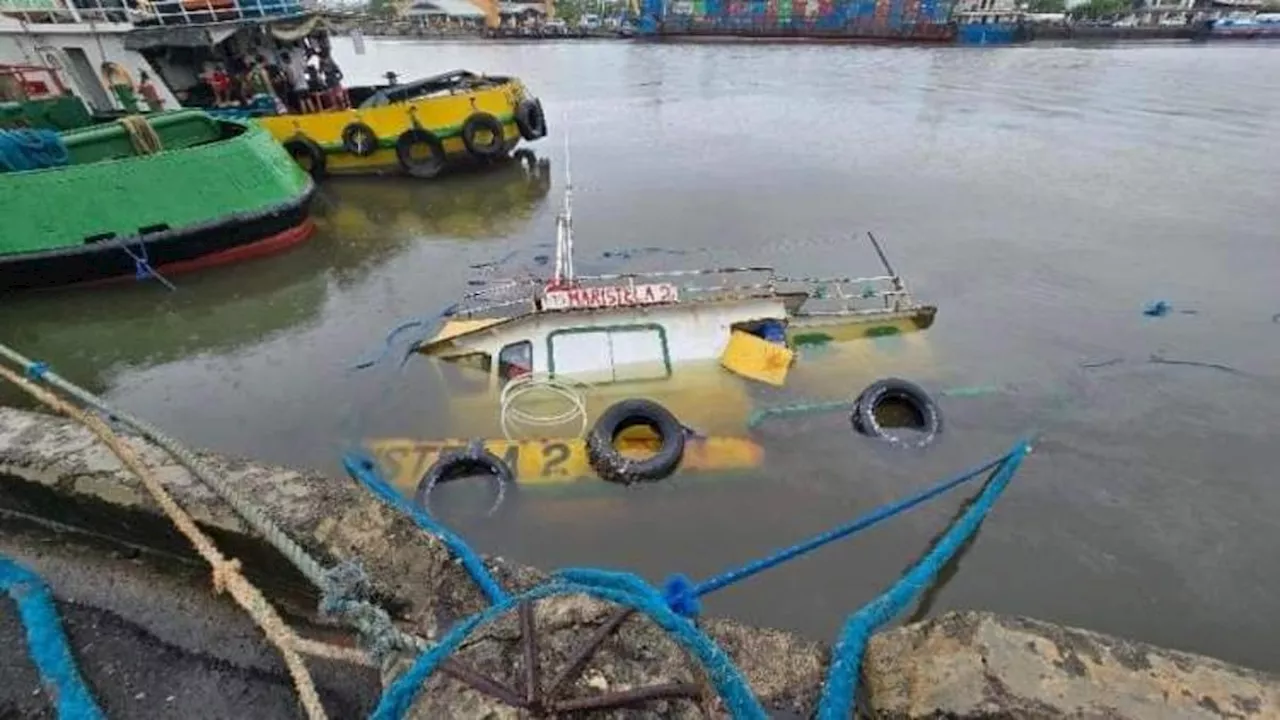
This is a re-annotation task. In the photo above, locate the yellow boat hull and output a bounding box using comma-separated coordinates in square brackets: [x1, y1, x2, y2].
[366, 435, 765, 490]
[255, 79, 531, 177]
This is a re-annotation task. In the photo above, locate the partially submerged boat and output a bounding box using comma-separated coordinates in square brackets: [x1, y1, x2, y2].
[0, 109, 314, 291]
[365, 170, 937, 489]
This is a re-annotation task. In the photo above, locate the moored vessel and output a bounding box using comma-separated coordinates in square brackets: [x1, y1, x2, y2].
[0, 110, 314, 291]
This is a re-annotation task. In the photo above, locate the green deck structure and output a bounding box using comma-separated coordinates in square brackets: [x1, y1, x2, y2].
[0, 110, 315, 290]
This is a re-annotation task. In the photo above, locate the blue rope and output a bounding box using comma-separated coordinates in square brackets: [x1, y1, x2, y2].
[350, 304, 458, 372]
[815, 440, 1032, 719]
[25, 360, 50, 381]
[118, 239, 176, 291]
[0, 556, 105, 720]
[0, 129, 69, 173]
[341, 450, 507, 606]
[661, 442, 1022, 617]
[371, 569, 766, 720]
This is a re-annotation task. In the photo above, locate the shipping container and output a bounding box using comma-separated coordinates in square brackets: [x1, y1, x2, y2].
[647, 0, 958, 40]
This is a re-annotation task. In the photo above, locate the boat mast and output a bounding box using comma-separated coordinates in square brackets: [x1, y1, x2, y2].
[552, 131, 575, 287]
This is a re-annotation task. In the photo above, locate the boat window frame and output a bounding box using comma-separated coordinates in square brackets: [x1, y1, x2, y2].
[497, 340, 535, 382]
[545, 323, 673, 384]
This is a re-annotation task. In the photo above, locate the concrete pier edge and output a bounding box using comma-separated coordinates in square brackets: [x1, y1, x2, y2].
[1, 406, 1276, 718]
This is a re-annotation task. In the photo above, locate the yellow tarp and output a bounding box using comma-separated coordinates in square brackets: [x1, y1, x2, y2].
[720, 330, 794, 387]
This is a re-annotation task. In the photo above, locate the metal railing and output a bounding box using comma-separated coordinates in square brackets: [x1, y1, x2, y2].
[0, 0, 307, 26]
[448, 266, 917, 320]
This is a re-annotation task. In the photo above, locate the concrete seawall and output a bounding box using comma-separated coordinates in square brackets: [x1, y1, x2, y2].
[1, 405, 1276, 718]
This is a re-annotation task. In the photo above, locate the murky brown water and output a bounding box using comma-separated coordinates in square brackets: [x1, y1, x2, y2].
[3, 39, 1279, 671]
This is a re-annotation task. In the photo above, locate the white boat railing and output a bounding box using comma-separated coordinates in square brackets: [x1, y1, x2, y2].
[0, 0, 307, 26]
[448, 267, 917, 320]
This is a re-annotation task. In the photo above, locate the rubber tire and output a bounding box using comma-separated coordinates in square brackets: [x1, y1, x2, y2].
[586, 399, 686, 485]
[851, 377, 942, 449]
[395, 129, 447, 179]
[282, 135, 327, 180]
[514, 98, 547, 141]
[460, 112, 506, 158]
[340, 121, 379, 157]
[414, 439, 514, 517]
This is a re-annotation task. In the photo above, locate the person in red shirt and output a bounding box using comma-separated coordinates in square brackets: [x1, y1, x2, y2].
[208, 64, 231, 107]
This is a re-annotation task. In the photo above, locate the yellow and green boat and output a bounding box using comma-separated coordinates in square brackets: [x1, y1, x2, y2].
[0, 110, 315, 291]
[258, 70, 547, 180]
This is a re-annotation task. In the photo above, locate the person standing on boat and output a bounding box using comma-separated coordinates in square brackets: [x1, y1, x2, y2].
[246, 55, 280, 112]
[304, 63, 326, 111]
[136, 70, 164, 113]
[283, 50, 311, 114]
[246, 55, 273, 97]
[318, 51, 348, 110]
[209, 63, 232, 107]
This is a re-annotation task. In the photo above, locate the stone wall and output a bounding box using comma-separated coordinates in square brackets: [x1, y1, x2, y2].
[1, 406, 1275, 718]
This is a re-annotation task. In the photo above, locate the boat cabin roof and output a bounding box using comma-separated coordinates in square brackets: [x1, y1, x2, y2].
[355, 70, 513, 109]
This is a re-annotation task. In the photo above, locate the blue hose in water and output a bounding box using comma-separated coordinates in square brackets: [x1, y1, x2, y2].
[0, 129, 70, 173]
[0, 556, 105, 719]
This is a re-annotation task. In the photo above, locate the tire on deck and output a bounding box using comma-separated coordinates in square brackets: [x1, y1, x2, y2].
[395, 129, 447, 179]
[414, 439, 514, 517]
[283, 135, 327, 180]
[851, 377, 942, 449]
[586, 399, 686, 485]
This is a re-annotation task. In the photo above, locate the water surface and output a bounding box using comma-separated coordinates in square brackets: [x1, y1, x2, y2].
[3, 39, 1279, 671]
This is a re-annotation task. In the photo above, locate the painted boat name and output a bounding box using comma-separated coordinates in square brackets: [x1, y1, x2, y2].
[542, 283, 679, 310]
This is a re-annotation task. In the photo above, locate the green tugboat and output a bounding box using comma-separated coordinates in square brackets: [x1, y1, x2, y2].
[0, 108, 315, 292]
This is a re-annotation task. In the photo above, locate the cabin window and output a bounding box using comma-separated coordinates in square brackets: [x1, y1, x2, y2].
[438, 353, 492, 394]
[548, 325, 670, 384]
[498, 341, 533, 381]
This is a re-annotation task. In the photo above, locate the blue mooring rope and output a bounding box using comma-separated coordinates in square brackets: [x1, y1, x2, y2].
[341, 450, 508, 606]
[0, 556, 105, 720]
[660, 443, 1022, 617]
[117, 239, 176, 291]
[348, 438, 1032, 718]
[372, 569, 767, 720]
[817, 440, 1031, 718]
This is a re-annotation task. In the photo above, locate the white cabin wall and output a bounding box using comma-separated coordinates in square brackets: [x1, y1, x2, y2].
[0, 25, 180, 110]
[444, 297, 790, 381]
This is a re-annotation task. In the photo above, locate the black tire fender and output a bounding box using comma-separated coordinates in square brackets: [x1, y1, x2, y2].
[282, 135, 327, 180]
[395, 129, 447, 179]
[851, 377, 943, 449]
[414, 439, 514, 517]
[586, 399, 686, 485]
[340, 121, 379, 157]
[460, 112, 506, 158]
[514, 97, 547, 141]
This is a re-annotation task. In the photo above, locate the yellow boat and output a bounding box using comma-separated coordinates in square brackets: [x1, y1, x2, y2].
[364, 179, 939, 491]
[367, 434, 765, 491]
[259, 70, 547, 179]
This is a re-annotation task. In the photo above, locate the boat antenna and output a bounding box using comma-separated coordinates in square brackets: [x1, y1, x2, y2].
[553, 126, 575, 286]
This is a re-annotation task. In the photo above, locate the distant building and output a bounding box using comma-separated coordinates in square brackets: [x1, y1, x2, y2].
[498, 1, 546, 22]
[1131, 0, 1198, 24]
[953, 0, 1021, 24]
[400, 0, 487, 23]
